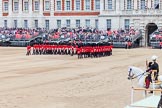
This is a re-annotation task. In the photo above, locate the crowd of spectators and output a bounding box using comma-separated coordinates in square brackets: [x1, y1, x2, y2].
[0, 28, 44, 40]
[0, 27, 141, 43]
[43, 27, 140, 43]
[150, 29, 162, 40]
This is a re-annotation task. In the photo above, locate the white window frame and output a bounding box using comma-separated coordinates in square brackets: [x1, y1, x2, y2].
[56, 0, 62, 11]
[125, 19, 130, 30]
[107, 0, 113, 10]
[106, 19, 111, 29]
[140, 0, 145, 9]
[24, 20, 28, 28]
[75, 0, 81, 11]
[85, 0, 91, 10]
[14, 1, 19, 12]
[4, 20, 7, 28]
[65, 0, 71, 11]
[14, 20, 18, 28]
[95, 19, 99, 29]
[23, 1, 29, 12]
[34, 20, 38, 28]
[44, 0, 50, 11]
[57, 20, 61, 28]
[85, 19, 90, 27]
[34, 0, 39, 11]
[95, 0, 100, 10]
[45, 20, 50, 30]
[3, 2, 9, 12]
[127, 0, 132, 10]
[76, 20, 80, 27]
[66, 20, 71, 27]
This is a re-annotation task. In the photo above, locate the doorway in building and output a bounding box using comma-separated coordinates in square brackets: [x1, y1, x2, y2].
[145, 23, 158, 46]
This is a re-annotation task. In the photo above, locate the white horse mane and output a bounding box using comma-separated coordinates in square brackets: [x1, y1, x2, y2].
[128, 66, 144, 75]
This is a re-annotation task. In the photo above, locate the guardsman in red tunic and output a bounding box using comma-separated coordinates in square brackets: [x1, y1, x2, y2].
[90, 47, 94, 58]
[77, 47, 81, 59]
[128, 41, 132, 49]
[159, 41, 162, 49]
[33, 44, 36, 55]
[26, 45, 31, 56]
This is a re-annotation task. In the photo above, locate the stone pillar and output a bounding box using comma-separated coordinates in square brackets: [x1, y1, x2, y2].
[100, 0, 104, 14]
[19, 0, 22, 14]
[120, 0, 125, 10]
[125, 0, 127, 10]
[152, 0, 154, 9]
[29, 0, 32, 16]
[39, 0, 43, 28]
[160, 0, 162, 9]
[147, 0, 151, 8]
[0, 0, 2, 17]
[50, 0, 54, 15]
[112, 0, 116, 10]
[116, 0, 120, 14]
[39, 0, 43, 15]
[134, 0, 138, 9]
[9, 0, 13, 15]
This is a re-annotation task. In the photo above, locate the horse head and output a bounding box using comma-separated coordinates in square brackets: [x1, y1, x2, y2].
[127, 66, 144, 80]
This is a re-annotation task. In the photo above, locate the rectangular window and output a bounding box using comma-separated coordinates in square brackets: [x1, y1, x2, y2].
[14, 20, 17, 28]
[85, 0, 90, 10]
[4, 20, 7, 28]
[14, 2, 19, 12]
[140, 0, 145, 9]
[108, 0, 112, 10]
[127, 0, 132, 10]
[24, 20, 28, 28]
[154, 0, 159, 9]
[45, 1, 50, 11]
[95, 19, 99, 29]
[57, 1, 61, 10]
[76, 20, 80, 27]
[125, 19, 130, 30]
[66, 20, 71, 27]
[57, 20, 61, 28]
[45, 20, 49, 30]
[76, 0, 81, 10]
[66, 1, 71, 10]
[3, 2, 8, 12]
[95, 0, 100, 10]
[24, 1, 29, 11]
[85, 19, 90, 27]
[35, 20, 38, 28]
[106, 19, 111, 29]
[34, 1, 39, 11]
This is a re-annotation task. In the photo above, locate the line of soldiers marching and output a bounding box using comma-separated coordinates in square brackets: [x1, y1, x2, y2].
[26, 44, 113, 59]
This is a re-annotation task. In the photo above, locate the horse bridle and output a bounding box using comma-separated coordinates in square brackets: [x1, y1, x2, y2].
[128, 68, 147, 80]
